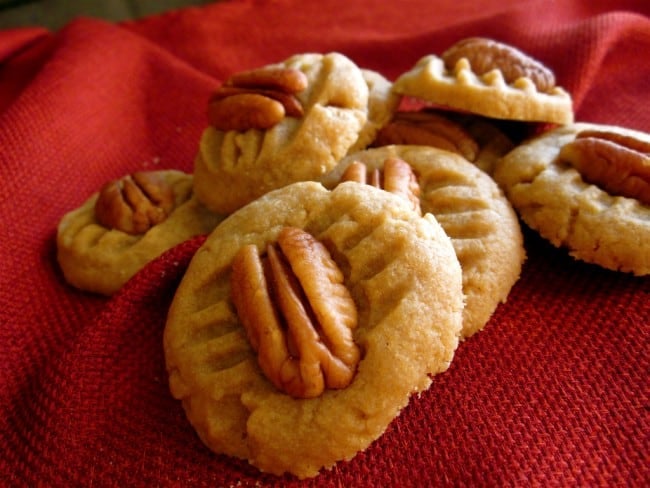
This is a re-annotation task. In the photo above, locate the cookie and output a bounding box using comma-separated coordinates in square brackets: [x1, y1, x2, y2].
[164, 181, 463, 478]
[57, 170, 223, 295]
[392, 37, 573, 125]
[371, 109, 514, 174]
[323, 145, 525, 338]
[193, 52, 373, 214]
[494, 123, 650, 275]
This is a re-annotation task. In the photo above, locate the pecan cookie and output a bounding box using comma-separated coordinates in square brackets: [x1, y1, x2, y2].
[371, 109, 514, 174]
[57, 170, 223, 295]
[164, 181, 463, 478]
[494, 123, 650, 275]
[194, 52, 376, 214]
[323, 145, 525, 338]
[392, 37, 573, 125]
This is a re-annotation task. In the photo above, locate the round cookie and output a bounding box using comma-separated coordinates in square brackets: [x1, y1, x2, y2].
[371, 109, 515, 175]
[435, 111, 516, 175]
[194, 52, 371, 214]
[392, 38, 573, 125]
[57, 170, 223, 295]
[493, 123, 650, 276]
[164, 181, 463, 479]
[323, 145, 525, 338]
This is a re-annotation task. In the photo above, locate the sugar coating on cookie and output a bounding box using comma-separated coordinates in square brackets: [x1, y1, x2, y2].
[393, 53, 573, 124]
[194, 52, 373, 214]
[57, 170, 223, 295]
[164, 181, 463, 478]
[494, 123, 650, 275]
[323, 145, 525, 337]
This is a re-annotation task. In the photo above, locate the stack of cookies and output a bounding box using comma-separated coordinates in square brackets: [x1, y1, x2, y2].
[55, 41, 649, 479]
[389, 37, 649, 276]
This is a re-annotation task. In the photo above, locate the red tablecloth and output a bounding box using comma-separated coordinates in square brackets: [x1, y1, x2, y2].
[1, 0, 648, 486]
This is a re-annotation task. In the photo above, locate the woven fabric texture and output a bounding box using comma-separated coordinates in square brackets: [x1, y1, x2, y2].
[0, 0, 648, 486]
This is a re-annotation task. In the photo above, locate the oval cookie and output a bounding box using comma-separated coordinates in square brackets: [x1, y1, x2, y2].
[57, 170, 223, 295]
[323, 145, 525, 338]
[494, 122, 650, 275]
[392, 38, 573, 124]
[371, 109, 515, 175]
[194, 52, 371, 214]
[164, 181, 463, 478]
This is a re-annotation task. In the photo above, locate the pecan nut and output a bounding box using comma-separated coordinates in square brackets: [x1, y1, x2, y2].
[442, 37, 556, 93]
[210, 86, 304, 118]
[226, 66, 309, 93]
[207, 93, 285, 132]
[230, 227, 360, 398]
[373, 110, 479, 162]
[573, 129, 650, 154]
[341, 157, 422, 214]
[559, 130, 650, 205]
[94, 172, 175, 234]
[208, 67, 308, 131]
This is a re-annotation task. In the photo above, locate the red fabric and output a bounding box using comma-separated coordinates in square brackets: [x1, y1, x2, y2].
[1, 0, 648, 486]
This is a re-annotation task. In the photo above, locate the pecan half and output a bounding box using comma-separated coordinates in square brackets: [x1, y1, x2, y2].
[373, 111, 479, 162]
[94, 172, 175, 234]
[442, 37, 556, 93]
[207, 93, 285, 131]
[210, 86, 304, 118]
[341, 158, 422, 214]
[574, 129, 650, 154]
[208, 67, 308, 131]
[559, 130, 650, 205]
[230, 227, 360, 399]
[226, 66, 309, 93]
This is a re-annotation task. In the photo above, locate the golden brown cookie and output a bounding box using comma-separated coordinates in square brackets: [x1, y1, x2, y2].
[164, 181, 463, 478]
[494, 123, 650, 275]
[323, 145, 525, 338]
[194, 52, 373, 214]
[371, 109, 514, 174]
[57, 170, 223, 295]
[392, 38, 573, 125]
